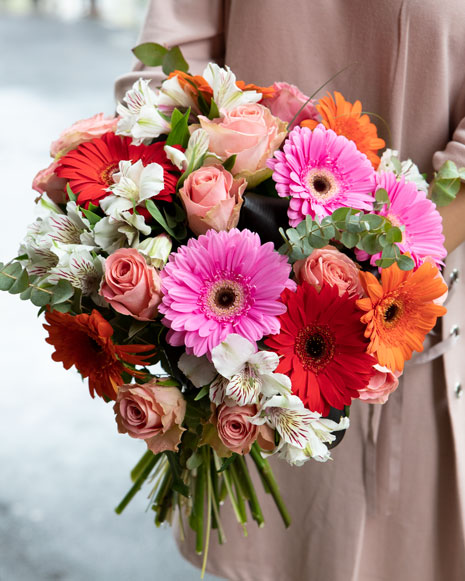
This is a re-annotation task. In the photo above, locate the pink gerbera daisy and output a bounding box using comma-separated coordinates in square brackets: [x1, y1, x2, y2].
[159, 229, 294, 357]
[267, 125, 375, 226]
[357, 172, 446, 268]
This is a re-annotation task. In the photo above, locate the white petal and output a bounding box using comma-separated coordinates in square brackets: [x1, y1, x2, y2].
[178, 353, 216, 388]
[211, 333, 256, 379]
[164, 145, 187, 171]
[224, 373, 261, 406]
[249, 350, 279, 374]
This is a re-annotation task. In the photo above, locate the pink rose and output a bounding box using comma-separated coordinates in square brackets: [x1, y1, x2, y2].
[32, 160, 67, 204]
[114, 380, 186, 454]
[50, 113, 118, 159]
[294, 246, 364, 298]
[179, 164, 246, 235]
[262, 82, 319, 130]
[358, 364, 402, 404]
[198, 103, 287, 175]
[100, 248, 162, 321]
[216, 404, 260, 454]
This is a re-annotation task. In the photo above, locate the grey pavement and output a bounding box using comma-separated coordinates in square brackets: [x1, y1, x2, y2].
[0, 11, 223, 581]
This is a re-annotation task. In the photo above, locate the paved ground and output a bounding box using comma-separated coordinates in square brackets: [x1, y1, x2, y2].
[0, 11, 222, 581]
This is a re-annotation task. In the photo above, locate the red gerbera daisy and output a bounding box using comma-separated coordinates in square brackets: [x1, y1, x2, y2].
[265, 282, 375, 415]
[56, 132, 181, 208]
[43, 309, 155, 401]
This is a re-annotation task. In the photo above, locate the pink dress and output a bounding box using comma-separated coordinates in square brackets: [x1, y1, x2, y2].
[116, 1, 465, 579]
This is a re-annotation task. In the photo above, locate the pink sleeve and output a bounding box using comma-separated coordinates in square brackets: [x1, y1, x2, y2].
[433, 117, 465, 171]
[114, 0, 226, 102]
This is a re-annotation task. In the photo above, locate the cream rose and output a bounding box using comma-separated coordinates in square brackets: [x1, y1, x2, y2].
[179, 164, 246, 235]
[294, 246, 364, 298]
[114, 380, 186, 454]
[100, 248, 162, 320]
[198, 103, 287, 176]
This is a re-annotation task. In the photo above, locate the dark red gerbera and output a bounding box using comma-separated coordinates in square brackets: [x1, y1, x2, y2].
[44, 309, 155, 401]
[56, 132, 181, 208]
[265, 282, 375, 415]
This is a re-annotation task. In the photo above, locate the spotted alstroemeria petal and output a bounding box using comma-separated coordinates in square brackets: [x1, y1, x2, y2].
[224, 369, 262, 406]
[209, 375, 228, 405]
[248, 350, 280, 375]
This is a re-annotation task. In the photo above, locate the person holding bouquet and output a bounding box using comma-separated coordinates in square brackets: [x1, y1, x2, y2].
[114, 1, 465, 579]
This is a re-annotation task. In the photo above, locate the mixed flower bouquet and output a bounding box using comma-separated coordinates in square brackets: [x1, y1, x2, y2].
[1, 42, 462, 574]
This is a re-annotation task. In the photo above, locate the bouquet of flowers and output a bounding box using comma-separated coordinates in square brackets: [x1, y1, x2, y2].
[1, 42, 461, 574]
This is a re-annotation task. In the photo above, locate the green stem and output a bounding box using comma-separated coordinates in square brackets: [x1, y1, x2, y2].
[115, 453, 159, 515]
[236, 455, 265, 527]
[249, 444, 291, 528]
[189, 460, 206, 554]
[130, 450, 159, 483]
[229, 462, 248, 524]
[153, 468, 173, 526]
[201, 448, 213, 578]
[214, 454, 247, 536]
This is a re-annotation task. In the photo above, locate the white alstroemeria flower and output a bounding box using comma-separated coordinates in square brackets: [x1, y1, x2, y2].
[211, 334, 291, 406]
[378, 149, 428, 192]
[202, 63, 262, 112]
[164, 128, 209, 173]
[178, 352, 217, 388]
[251, 394, 350, 464]
[116, 79, 170, 144]
[93, 212, 150, 254]
[136, 233, 172, 268]
[48, 244, 105, 299]
[20, 197, 95, 276]
[158, 75, 198, 111]
[100, 159, 164, 218]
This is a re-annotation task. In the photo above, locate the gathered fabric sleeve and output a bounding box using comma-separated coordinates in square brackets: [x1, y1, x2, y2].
[433, 117, 465, 172]
[114, 0, 227, 102]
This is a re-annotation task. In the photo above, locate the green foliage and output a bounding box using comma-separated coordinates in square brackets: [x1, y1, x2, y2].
[66, 183, 77, 202]
[431, 160, 465, 207]
[132, 42, 168, 66]
[222, 155, 237, 173]
[166, 108, 191, 148]
[279, 208, 414, 270]
[146, 200, 187, 241]
[0, 261, 77, 312]
[80, 206, 101, 227]
[208, 99, 220, 120]
[132, 43, 189, 76]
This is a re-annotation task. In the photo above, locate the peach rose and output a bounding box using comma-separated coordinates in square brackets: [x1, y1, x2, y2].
[262, 82, 319, 130]
[216, 404, 260, 454]
[179, 164, 246, 235]
[358, 364, 402, 404]
[294, 246, 364, 298]
[50, 113, 118, 159]
[114, 380, 186, 454]
[198, 103, 287, 176]
[32, 160, 67, 204]
[100, 248, 162, 320]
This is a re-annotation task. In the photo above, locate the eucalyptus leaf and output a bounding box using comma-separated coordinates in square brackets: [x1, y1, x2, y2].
[0, 262, 22, 291]
[8, 268, 29, 294]
[340, 231, 359, 248]
[386, 226, 403, 244]
[361, 214, 384, 230]
[50, 302, 72, 313]
[396, 254, 415, 271]
[376, 257, 396, 268]
[30, 286, 52, 307]
[330, 207, 352, 222]
[375, 188, 390, 204]
[20, 286, 33, 301]
[51, 279, 75, 305]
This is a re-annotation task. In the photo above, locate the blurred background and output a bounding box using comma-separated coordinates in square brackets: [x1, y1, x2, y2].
[0, 2, 222, 579]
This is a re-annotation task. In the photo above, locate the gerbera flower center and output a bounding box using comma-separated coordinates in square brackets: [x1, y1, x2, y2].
[305, 168, 340, 201]
[295, 324, 336, 373]
[201, 272, 253, 323]
[100, 161, 120, 186]
[380, 297, 404, 328]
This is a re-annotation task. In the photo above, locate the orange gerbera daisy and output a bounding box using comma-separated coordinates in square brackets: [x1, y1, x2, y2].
[43, 309, 155, 401]
[236, 80, 276, 100]
[356, 261, 447, 372]
[301, 91, 385, 168]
